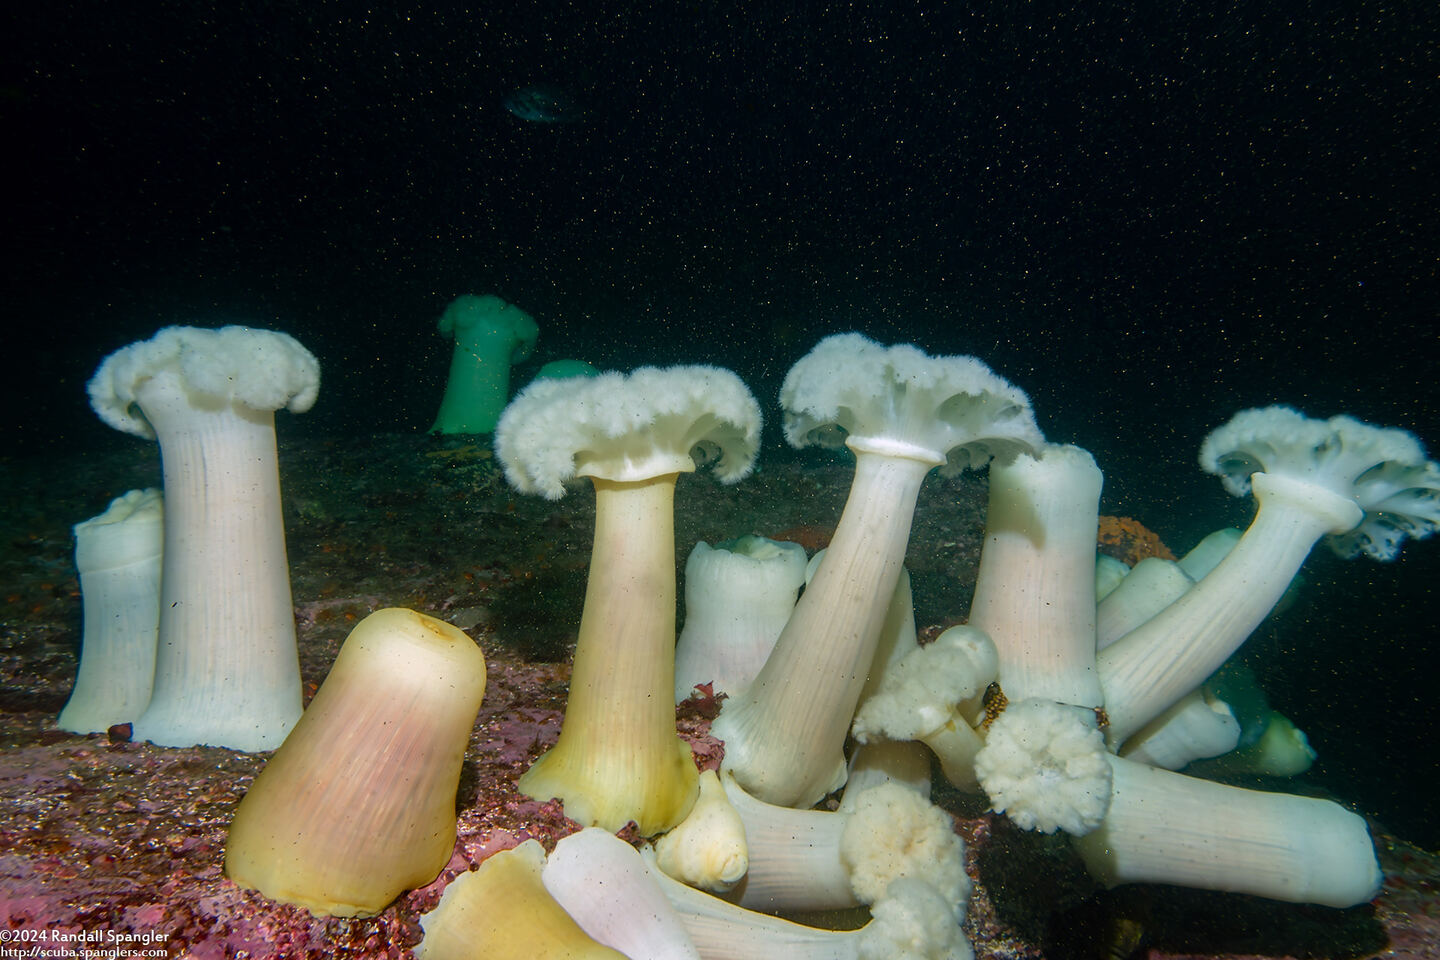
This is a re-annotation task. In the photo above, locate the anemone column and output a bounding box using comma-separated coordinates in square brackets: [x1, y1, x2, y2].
[88, 325, 319, 752]
[131, 369, 304, 750]
[517, 474, 700, 835]
[711, 333, 1043, 809]
[712, 449, 935, 808]
[494, 364, 762, 836]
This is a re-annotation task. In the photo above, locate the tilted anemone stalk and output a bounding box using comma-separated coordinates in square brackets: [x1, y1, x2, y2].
[713, 333, 1042, 808]
[1100, 406, 1440, 746]
[714, 450, 936, 806]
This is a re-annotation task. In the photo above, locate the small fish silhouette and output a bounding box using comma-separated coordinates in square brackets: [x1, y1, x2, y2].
[502, 84, 586, 124]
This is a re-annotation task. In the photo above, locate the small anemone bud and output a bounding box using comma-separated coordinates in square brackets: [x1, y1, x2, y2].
[653, 769, 749, 893]
[225, 607, 487, 917]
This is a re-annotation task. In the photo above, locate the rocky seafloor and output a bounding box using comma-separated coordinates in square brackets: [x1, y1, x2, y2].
[0, 432, 1434, 959]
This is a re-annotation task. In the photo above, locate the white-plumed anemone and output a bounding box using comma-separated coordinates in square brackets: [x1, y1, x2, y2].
[781, 332, 1040, 470]
[642, 846, 972, 960]
[1188, 711, 1317, 778]
[715, 333, 1042, 808]
[967, 443, 1105, 708]
[429, 294, 539, 435]
[1102, 406, 1440, 746]
[839, 739, 936, 811]
[862, 878, 975, 960]
[851, 625, 997, 790]
[58, 488, 164, 735]
[1119, 688, 1242, 770]
[543, 828, 702, 960]
[840, 783, 972, 919]
[495, 365, 761, 499]
[974, 698, 1111, 836]
[1201, 407, 1440, 559]
[224, 608, 486, 917]
[87, 325, 319, 751]
[1094, 553, 1130, 603]
[673, 536, 808, 702]
[1073, 754, 1382, 908]
[1094, 557, 1193, 651]
[90, 325, 319, 438]
[714, 774, 969, 917]
[1175, 527, 1242, 580]
[495, 364, 761, 835]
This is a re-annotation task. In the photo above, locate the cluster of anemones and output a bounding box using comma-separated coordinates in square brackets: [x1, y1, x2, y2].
[70, 326, 1439, 956]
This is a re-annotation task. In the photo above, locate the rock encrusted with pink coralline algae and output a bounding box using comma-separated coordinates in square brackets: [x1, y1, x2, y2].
[2, 696, 1425, 959]
[0, 650, 580, 959]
